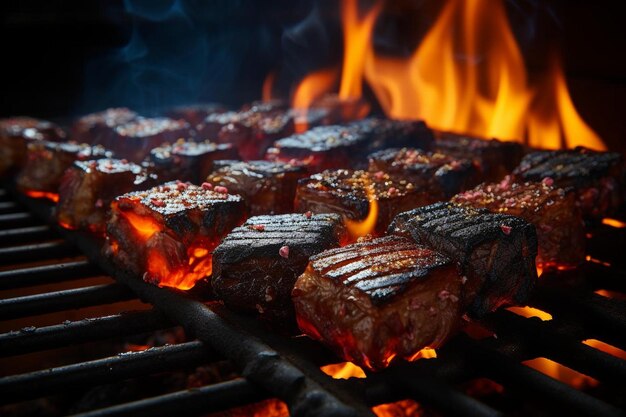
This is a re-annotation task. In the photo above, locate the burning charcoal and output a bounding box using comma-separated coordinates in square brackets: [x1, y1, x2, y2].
[104, 181, 246, 290]
[389, 202, 538, 317]
[349, 118, 435, 154]
[512, 147, 625, 220]
[148, 139, 238, 184]
[107, 117, 191, 162]
[266, 125, 364, 173]
[452, 176, 586, 270]
[434, 132, 524, 182]
[164, 103, 226, 125]
[368, 148, 478, 198]
[0, 117, 66, 176]
[212, 213, 346, 328]
[71, 108, 138, 144]
[206, 160, 307, 215]
[57, 158, 156, 234]
[16, 142, 112, 202]
[196, 108, 294, 160]
[292, 235, 462, 371]
[295, 169, 445, 238]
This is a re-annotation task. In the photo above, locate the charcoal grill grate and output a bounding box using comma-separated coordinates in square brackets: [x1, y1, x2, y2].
[0, 184, 625, 417]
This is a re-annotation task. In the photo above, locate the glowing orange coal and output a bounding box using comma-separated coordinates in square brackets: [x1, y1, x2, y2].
[24, 190, 59, 203]
[344, 182, 379, 239]
[120, 210, 162, 240]
[146, 242, 213, 291]
[320, 361, 367, 379]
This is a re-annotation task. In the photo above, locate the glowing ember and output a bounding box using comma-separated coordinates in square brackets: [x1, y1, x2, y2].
[602, 218, 626, 229]
[583, 339, 626, 360]
[119, 210, 162, 240]
[523, 357, 598, 389]
[146, 242, 213, 290]
[344, 182, 379, 239]
[207, 398, 289, 417]
[24, 190, 59, 203]
[320, 362, 367, 379]
[372, 399, 422, 417]
[507, 306, 553, 321]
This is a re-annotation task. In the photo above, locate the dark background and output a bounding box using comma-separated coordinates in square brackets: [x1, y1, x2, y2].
[1, 0, 624, 151]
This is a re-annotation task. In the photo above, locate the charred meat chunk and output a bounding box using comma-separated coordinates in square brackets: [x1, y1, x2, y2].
[512, 147, 625, 219]
[295, 169, 446, 238]
[434, 132, 523, 182]
[165, 103, 226, 125]
[148, 140, 238, 184]
[266, 125, 364, 173]
[349, 118, 434, 154]
[390, 202, 538, 317]
[206, 160, 307, 215]
[108, 117, 191, 162]
[212, 213, 345, 327]
[196, 109, 294, 160]
[452, 176, 585, 270]
[292, 235, 462, 371]
[0, 117, 66, 176]
[368, 148, 477, 198]
[105, 182, 246, 290]
[17, 142, 111, 202]
[57, 159, 155, 233]
[71, 108, 138, 145]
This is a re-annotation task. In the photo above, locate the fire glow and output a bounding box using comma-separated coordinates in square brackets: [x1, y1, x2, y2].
[24, 190, 60, 203]
[291, 0, 605, 151]
[344, 181, 379, 239]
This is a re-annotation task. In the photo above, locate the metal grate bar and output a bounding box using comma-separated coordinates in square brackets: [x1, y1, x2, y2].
[0, 284, 136, 320]
[0, 259, 100, 290]
[72, 378, 268, 417]
[483, 310, 626, 383]
[0, 240, 78, 266]
[462, 335, 623, 417]
[0, 212, 33, 228]
[0, 340, 213, 404]
[0, 225, 55, 245]
[0, 201, 19, 214]
[0, 309, 172, 357]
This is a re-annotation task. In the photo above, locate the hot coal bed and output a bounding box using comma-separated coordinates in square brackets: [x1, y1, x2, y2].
[2, 1, 626, 417]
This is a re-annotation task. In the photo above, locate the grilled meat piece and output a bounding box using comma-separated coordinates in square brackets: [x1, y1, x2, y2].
[512, 147, 625, 219]
[0, 117, 66, 176]
[16, 142, 111, 201]
[452, 176, 585, 270]
[57, 159, 156, 233]
[196, 109, 294, 160]
[108, 117, 191, 162]
[368, 148, 478, 198]
[292, 235, 462, 371]
[71, 108, 138, 144]
[295, 169, 445, 238]
[266, 125, 363, 173]
[105, 182, 246, 290]
[267, 119, 434, 173]
[206, 160, 307, 215]
[165, 103, 226, 125]
[434, 132, 523, 182]
[212, 213, 345, 327]
[308, 94, 370, 125]
[148, 140, 238, 184]
[389, 202, 538, 317]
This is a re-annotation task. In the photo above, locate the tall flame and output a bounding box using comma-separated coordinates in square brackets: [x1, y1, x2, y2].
[339, 0, 383, 99]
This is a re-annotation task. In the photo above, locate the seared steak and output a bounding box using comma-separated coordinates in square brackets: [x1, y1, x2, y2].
[71, 108, 138, 145]
[213, 213, 345, 328]
[292, 235, 462, 371]
[452, 176, 585, 270]
[105, 182, 246, 290]
[206, 160, 307, 215]
[390, 202, 538, 317]
[512, 147, 625, 219]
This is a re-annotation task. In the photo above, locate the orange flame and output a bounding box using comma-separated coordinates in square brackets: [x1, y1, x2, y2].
[262, 71, 276, 103]
[339, 0, 383, 99]
[320, 362, 367, 379]
[24, 190, 59, 203]
[146, 243, 213, 290]
[292, 68, 338, 132]
[355, 0, 605, 149]
[344, 182, 379, 239]
[120, 210, 162, 240]
[602, 218, 626, 229]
